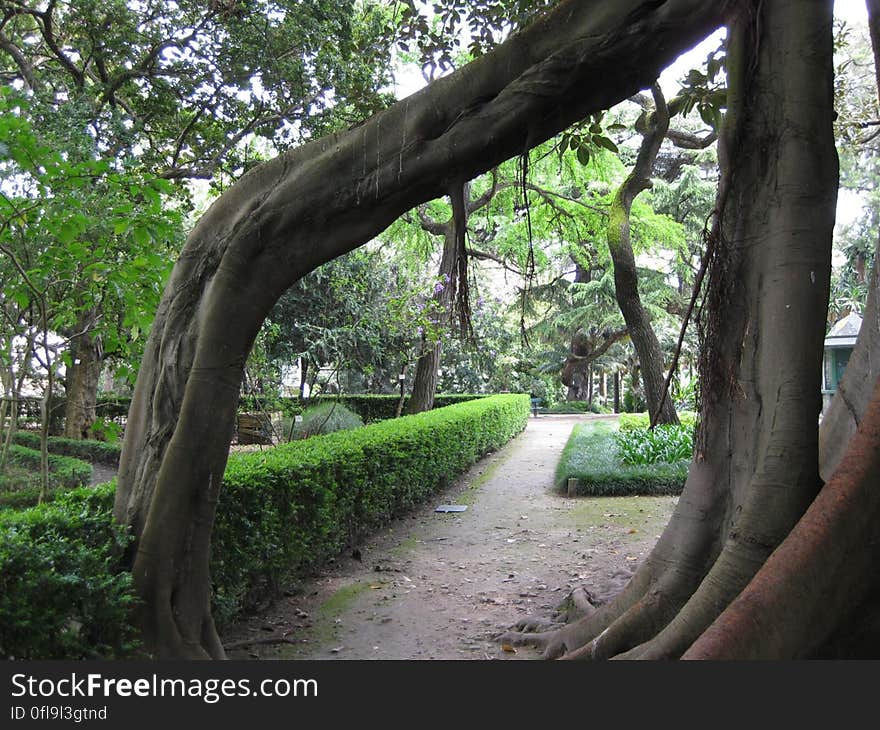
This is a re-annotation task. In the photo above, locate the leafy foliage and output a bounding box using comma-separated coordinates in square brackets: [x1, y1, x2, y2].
[0, 483, 138, 659]
[292, 402, 364, 439]
[618, 411, 699, 432]
[614, 425, 693, 465]
[0, 89, 184, 389]
[11, 431, 121, 467]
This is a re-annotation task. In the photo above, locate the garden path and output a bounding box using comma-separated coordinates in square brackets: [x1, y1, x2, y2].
[223, 413, 678, 660]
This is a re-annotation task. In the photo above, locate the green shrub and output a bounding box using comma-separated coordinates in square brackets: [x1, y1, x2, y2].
[618, 411, 699, 432]
[11, 430, 121, 466]
[614, 425, 693, 465]
[0, 483, 84, 510]
[292, 402, 364, 439]
[0, 482, 139, 659]
[556, 421, 687, 496]
[238, 395, 304, 418]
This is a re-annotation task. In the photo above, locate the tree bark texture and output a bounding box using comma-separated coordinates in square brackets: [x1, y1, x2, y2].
[502, 0, 838, 660]
[607, 84, 679, 426]
[112, 0, 732, 658]
[405, 225, 456, 414]
[63, 329, 102, 440]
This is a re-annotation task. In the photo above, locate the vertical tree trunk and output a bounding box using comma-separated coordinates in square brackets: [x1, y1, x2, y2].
[607, 84, 679, 426]
[63, 330, 102, 439]
[406, 182, 473, 415]
[504, 0, 837, 660]
[298, 357, 309, 400]
[613, 370, 620, 413]
[405, 218, 456, 414]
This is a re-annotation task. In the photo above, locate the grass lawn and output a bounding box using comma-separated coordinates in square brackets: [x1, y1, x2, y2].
[555, 420, 688, 496]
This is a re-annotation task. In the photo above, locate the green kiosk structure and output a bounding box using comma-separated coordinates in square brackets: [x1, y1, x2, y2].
[822, 312, 862, 414]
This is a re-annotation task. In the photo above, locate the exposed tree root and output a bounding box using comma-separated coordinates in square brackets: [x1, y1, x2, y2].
[223, 635, 299, 651]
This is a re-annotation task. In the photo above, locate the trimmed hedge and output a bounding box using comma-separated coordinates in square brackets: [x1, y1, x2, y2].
[0, 444, 93, 510]
[211, 393, 529, 623]
[11, 430, 121, 466]
[2, 444, 92, 489]
[0, 394, 530, 655]
[556, 421, 687, 496]
[0, 483, 138, 659]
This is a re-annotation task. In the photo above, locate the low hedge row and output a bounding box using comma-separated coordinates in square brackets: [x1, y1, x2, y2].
[11, 431, 122, 466]
[556, 421, 687, 496]
[212, 393, 528, 623]
[0, 483, 137, 659]
[0, 394, 530, 657]
[0, 444, 93, 510]
[2, 444, 92, 489]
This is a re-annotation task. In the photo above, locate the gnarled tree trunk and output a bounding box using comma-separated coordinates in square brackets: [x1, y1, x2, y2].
[502, 0, 839, 660]
[112, 0, 733, 658]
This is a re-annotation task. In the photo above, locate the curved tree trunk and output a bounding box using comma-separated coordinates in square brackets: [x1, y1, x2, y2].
[406, 184, 468, 414]
[607, 84, 679, 426]
[112, 0, 732, 658]
[560, 260, 628, 401]
[502, 0, 838, 660]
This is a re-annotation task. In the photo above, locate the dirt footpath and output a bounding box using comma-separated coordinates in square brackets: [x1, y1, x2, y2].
[223, 414, 677, 660]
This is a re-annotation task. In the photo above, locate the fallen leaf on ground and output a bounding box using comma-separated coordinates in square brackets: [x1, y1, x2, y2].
[501, 644, 517, 653]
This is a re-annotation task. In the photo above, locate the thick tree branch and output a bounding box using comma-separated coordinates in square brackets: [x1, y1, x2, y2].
[0, 28, 35, 89]
[665, 128, 717, 149]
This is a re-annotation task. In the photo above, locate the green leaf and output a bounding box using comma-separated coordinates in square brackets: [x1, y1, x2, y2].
[131, 227, 152, 247]
[57, 222, 78, 244]
[576, 146, 591, 166]
[699, 104, 717, 128]
[593, 135, 619, 154]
